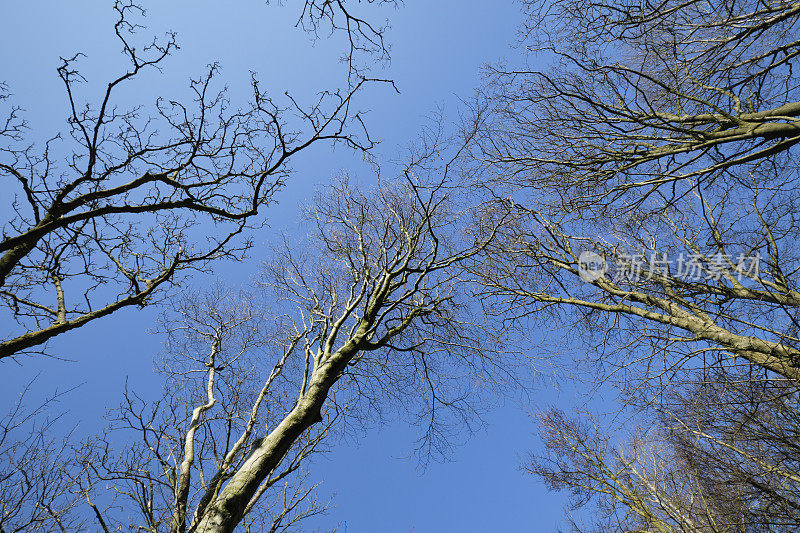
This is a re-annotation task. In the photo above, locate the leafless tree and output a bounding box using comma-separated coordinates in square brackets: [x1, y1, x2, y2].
[75, 286, 332, 533]
[178, 164, 506, 533]
[0, 0, 393, 362]
[479, 0, 800, 213]
[465, 0, 800, 528]
[530, 364, 800, 532]
[0, 383, 85, 533]
[470, 0, 800, 395]
[7, 137, 512, 532]
[530, 408, 746, 532]
[666, 367, 800, 531]
[293, 0, 399, 77]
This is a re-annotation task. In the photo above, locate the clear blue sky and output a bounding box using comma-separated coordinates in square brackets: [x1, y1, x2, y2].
[0, 2, 568, 530]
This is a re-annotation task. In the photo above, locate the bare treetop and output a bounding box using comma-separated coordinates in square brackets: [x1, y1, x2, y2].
[0, 1, 392, 362]
[470, 0, 800, 382]
[295, 0, 401, 77]
[481, 0, 800, 212]
[469, 1, 800, 528]
[65, 147, 514, 532]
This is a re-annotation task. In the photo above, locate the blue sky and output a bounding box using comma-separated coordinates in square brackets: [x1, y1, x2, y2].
[0, 2, 568, 530]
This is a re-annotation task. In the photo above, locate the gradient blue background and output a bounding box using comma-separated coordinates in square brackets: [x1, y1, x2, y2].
[0, 2, 568, 530]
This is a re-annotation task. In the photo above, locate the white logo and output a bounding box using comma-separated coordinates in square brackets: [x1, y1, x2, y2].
[578, 251, 607, 282]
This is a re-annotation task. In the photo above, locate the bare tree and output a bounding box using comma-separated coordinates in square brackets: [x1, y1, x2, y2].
[60, 139, 512, 532]
[530, 408, 745, 532]
[0, 0, 392, 362]
[294, 0, 399, 77]
[0, 383, 85, 533]
[74, 287, 332, 533]
[470, 0, 800, 390]
[666, 367, 800, 531]
[464, 0, 800, 528]
[530, 364, 800, 532]
[479, 0, 800, 212]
